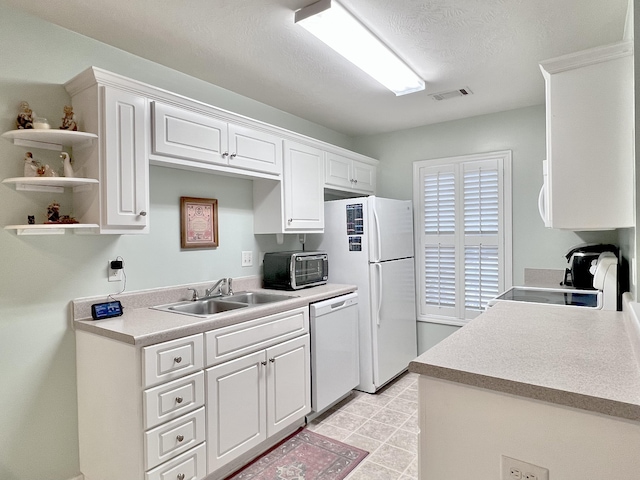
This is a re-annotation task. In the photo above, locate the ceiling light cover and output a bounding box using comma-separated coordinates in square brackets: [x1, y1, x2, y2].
[295, 0, 425, 96]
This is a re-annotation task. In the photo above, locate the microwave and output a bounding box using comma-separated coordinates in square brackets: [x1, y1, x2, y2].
[263, 251, 328, 290]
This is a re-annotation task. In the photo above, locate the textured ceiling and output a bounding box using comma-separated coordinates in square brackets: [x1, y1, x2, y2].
[4, 0, 630, 137]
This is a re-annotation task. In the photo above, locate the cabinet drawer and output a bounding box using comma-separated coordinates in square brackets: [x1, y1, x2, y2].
[146, 443, 207, 480]
[143, 334, 204, 388]
[205, 307, 308, 366]
[144, 371, 205, 429]
[145, 407, 206, 470]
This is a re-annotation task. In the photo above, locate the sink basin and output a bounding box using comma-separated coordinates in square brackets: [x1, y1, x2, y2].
[224, 291, 295, 305]
[153, 291, 296, 318]
[165, 299, 247, 316]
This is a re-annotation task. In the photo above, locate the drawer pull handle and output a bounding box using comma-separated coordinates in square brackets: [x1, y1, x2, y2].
[174, 356, 182, 364]
[177, 474, 185, 480]
[261, 361, 267, 366]
[176, 434, 184, 442]
[175, 396, 184, 404]
[269, 358, 275, 363]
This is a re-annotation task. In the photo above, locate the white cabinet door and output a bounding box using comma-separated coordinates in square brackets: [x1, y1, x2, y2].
[540, 41, 633, 230]
[266, 334, 311, 437]
[103, 86, 149, 230]
[325, 152, 376, 194]
[283, 141, 324, 231]
[352, 160, 376, 193]
[206, 350, 266, 474]
[228, 124, 282, 175]
[325, 152, 352, 190]
[152, 102, 228, 165]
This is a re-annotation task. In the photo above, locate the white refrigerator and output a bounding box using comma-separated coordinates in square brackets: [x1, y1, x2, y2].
[318, 196, 417, 393]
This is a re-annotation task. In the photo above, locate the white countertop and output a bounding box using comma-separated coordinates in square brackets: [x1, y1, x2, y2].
[72, 279, 356, 347]
[409, 300, 640, 421]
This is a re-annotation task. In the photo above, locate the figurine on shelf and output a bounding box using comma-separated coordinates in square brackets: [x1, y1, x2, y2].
[45, 202, 78, 224]
[60, 152, 74, 178]
[41, 164, 59, 177]
[60, 105, 78, 131]
[47, 202, 60, 223]
[27, 215, 35, 225]
[16, 101, 34, 129]
[23, 152, 41, 177]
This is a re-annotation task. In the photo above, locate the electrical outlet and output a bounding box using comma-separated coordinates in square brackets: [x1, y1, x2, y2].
[501, 456, 548, 480]
[108, 261, 123, 282]
[241, 251, 253, 267]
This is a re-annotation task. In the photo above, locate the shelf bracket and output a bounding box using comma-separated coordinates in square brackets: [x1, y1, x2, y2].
[13, 138, 63, 151]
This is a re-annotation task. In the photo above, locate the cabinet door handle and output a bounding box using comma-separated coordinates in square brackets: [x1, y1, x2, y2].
[230, 153, 237, 159]
[287, 218, 292, 224]
[261, 361, 267, 366]
[139, 211, 147, 216]
[222, 151, 229, 158]
[177, 474, 185, 480]
[174, 356, 182, 364]
[175, 396, 183, 404]
[269, 358, 275, 363]
[176, 434, 184, 442]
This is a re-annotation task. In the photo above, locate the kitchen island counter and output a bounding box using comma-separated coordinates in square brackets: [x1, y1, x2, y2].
[72, 278, 355, 346]
[409, 299, 640, 421]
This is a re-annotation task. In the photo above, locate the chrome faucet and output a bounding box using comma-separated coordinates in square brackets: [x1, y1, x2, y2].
[205, 278, 227, 297]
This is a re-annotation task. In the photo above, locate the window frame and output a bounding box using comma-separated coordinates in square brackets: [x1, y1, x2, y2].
[413, 150, 513, 326]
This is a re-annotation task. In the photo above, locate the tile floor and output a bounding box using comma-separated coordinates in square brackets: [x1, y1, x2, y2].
[305, 371, 420, 480]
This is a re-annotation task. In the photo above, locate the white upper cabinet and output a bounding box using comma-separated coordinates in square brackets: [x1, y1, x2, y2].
[539, 41, 634, 230]
[325, 151, 376, 194]
[283, 141, 325, 231]
[62, 67, 378, 236]
[253, 141, 325, 234]
[65, 68, 150, 234]
[152, 102, 227, 165]
[103, 87, 150, 230]
[151, 102, 282, 176]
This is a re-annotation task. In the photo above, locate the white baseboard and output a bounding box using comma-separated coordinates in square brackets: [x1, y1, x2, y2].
[68, 475, 84, 480]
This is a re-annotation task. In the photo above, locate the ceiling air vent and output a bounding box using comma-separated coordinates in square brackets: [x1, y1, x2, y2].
[429, 87, 473, 101]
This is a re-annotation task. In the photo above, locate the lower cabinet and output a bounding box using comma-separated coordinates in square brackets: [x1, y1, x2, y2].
[75, 306, 310, 480]
[206, 335, 311, 473]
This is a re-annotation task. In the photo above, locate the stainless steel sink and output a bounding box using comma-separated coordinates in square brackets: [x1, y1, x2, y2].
[224, 291, 295, 305]
[165, 299, 247, 316]
[153, 291, 296, 318]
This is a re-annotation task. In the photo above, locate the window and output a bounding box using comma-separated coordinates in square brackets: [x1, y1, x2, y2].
[413, 151, 512, 325]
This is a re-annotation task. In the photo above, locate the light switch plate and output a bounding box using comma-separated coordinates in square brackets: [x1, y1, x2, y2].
[241, 251, 253, 267]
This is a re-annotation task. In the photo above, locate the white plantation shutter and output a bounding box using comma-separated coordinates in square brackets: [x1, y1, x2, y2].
[424, 244, 456, 307]
[464, 245, 500, 310]
[424, 172, 455, 234]
[463, 166, 499, 235]
[414, 152, 512, 325]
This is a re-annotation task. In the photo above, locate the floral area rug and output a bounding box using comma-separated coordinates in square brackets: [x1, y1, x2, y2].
[225, 428, 368, 480]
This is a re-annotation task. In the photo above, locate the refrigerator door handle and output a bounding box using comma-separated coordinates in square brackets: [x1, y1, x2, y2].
[372, 203, 382, 262]
[375, 263, 383, 326]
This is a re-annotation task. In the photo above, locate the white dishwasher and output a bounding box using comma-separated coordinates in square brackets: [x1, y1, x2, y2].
[309, 292, 360, 418]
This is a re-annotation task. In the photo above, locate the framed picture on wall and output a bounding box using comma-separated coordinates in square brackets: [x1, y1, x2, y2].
[180, 196, 219, 249]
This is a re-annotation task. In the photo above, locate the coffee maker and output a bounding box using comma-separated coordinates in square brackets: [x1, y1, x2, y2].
[562, 243, 618, 289]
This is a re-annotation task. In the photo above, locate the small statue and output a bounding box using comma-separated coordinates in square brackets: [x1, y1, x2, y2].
[60, 152, 74, 177]
[38, 164, 58, 177]
[16, 101, 34, 129]
[47, 202, 60, 223]
[23, 152, 40, 177]
[27, 215, 35, 225]
[60, 105, 78, 131]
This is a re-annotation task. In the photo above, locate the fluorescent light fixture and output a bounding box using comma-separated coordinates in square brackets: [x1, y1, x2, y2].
[295, 0, 425, 96]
